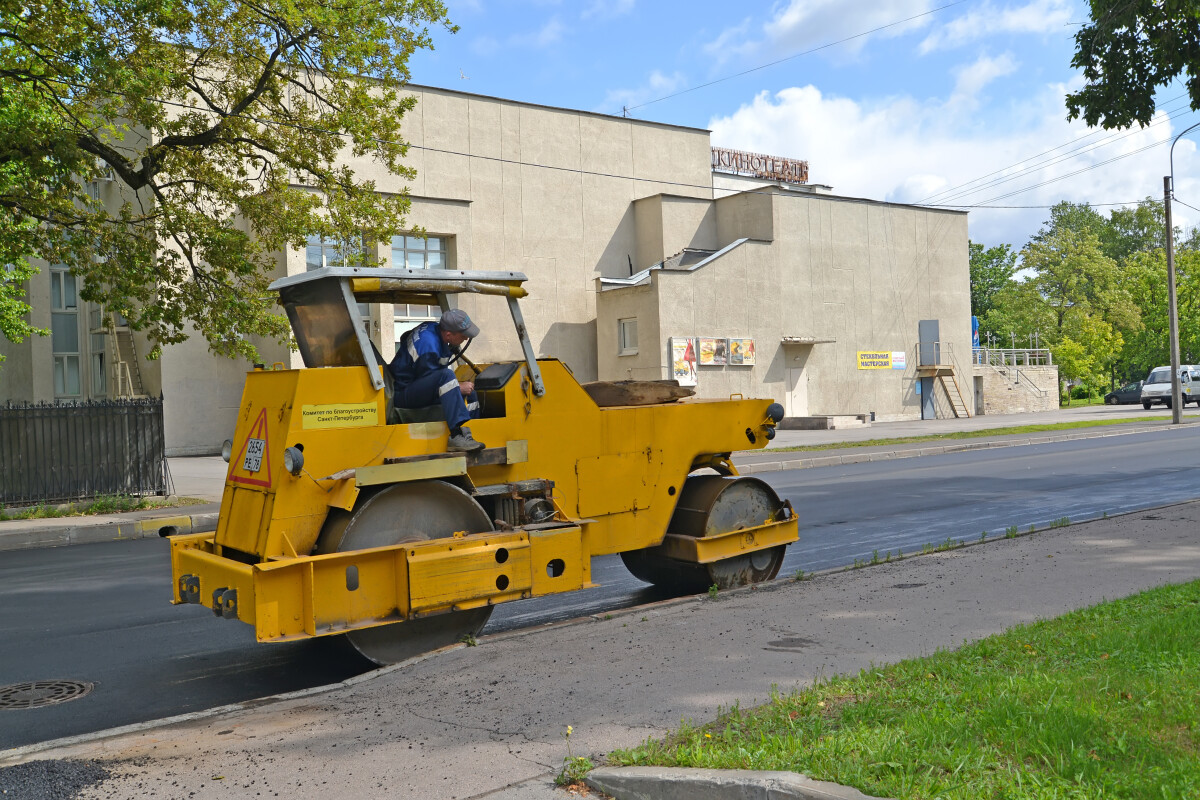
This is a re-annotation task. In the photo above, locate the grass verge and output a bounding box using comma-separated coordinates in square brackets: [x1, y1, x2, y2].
[0, 495, 205, 521]
[610, 580, 1200, 799]
[769, 414, 1196, 453]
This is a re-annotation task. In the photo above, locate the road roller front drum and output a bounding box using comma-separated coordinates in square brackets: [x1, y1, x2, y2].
[621, 475, 790, 594]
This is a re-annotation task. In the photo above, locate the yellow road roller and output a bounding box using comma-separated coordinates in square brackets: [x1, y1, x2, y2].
[169, 267, 797, 664]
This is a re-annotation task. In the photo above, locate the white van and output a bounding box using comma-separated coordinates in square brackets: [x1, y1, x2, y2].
[1140, 365, 1200, 409]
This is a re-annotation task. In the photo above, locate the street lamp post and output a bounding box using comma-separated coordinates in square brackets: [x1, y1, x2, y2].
[1163, 121, 1200, 425]
[1164, 176, 1182, 423]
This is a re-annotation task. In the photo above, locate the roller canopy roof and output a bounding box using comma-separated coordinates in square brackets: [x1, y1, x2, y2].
[270, 267, 529, 306]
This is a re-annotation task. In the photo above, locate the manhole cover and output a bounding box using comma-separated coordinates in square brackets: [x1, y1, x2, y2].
[0, 680, 94, 709]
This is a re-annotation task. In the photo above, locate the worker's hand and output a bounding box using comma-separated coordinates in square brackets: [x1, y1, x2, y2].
[459, 380, 475, 395]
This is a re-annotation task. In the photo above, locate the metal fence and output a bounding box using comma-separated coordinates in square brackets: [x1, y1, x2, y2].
[0, 398, 172, 506]
[972, 348, 1054, 367]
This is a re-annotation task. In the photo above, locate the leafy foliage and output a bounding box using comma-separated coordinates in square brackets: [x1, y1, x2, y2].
[967, 241, 1015, 318]
[973, 199, 1200, 393]
[1067, 0, 1200, 129]
[0, 0, 453, 361]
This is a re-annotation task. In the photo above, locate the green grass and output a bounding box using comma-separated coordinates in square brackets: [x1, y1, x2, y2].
[0, 495, 203, 521]
[610, 581, 1200, 799]
[769, 414, 1195, 453]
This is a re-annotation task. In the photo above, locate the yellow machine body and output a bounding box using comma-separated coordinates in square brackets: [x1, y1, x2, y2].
[171, 267, 796, 645]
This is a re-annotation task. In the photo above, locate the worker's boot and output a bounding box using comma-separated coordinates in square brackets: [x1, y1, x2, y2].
[448, 427, 486, 452]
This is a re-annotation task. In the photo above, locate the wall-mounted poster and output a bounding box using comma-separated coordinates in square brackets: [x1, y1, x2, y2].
[699, 337, 728, 366]
[729, 338, 756, 366]
[891, 350, 907, 370]
[670, 337, 698, 386]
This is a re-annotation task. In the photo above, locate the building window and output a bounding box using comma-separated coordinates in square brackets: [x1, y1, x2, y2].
[50, 267, 81, 397]
[392, 234, 447, 270]
[618, 318, 638, 356]
[392, 234, 449, 349]
[90, 333, 107, 396]
[306, 234, 373, 339]
[305, 234, 370, 270]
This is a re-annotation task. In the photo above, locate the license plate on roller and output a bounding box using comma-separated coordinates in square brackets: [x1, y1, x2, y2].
[243, 438, 266, 473]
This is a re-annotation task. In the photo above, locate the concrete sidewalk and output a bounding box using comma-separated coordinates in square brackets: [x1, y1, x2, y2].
[5, 494, 1199, 799]
[1, 407, 1196, 553]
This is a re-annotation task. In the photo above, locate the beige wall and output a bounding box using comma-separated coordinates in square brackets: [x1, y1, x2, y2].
[3, 83, 974, 453]
[154, 87, 713, 453]
[597, 190, 970, 421]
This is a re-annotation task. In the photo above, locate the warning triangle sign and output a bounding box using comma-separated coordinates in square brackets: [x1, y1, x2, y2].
[229, 408, 273, 488]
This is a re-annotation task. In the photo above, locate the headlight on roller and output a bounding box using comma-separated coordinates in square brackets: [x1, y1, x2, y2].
[283, 446, 305, 476]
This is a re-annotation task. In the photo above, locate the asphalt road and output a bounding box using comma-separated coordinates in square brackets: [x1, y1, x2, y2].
[3, 426, 1198, 750]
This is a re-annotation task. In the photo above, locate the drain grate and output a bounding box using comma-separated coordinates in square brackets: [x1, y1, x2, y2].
[0, 680, 94, 710]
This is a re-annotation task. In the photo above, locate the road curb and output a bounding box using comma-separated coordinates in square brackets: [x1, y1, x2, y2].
[0, 510, 219, 552]
[585, 766, 892, 800]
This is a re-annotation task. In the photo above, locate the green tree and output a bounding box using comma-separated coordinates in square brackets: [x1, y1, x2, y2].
[1030, 201, 1107, 249]
[1025, 229, 1139, 335]
[968, 241, 1017, 319]
[1066, 1, 1200, 129]
[1021, 228, 1140, 394]
[1103, 199, 1172, 264]
[1118, 249, 1200, 378]
[0, 0, 453, 361]
[978, 281, 1054, 349]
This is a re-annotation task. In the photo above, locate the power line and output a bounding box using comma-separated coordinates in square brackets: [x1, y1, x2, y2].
[921, 96, 1196, 206]
[921, 200, 1157, 209]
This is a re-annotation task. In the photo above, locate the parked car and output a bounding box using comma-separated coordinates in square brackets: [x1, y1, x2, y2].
[1104, 380, 1143, 404]
[1140, 366, 1200, 409]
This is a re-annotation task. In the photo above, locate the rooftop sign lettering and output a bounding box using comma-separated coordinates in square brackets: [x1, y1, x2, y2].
[711, 147, 809, 185]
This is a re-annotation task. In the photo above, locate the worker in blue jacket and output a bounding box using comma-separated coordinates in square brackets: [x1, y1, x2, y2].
[390, 309, 485, 452]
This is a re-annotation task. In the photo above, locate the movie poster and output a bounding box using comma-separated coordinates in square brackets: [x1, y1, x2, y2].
[740, 338, 756, 366]
[729, 338, 755, 366]
[670, 337, 697, 386]
[699, 337, 728, 366]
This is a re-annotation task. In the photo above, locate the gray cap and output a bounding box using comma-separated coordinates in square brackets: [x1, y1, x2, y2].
[438, 308, 480, 338]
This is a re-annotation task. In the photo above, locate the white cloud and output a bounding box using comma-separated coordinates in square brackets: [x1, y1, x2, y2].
[510, 17, 566, 48]
[708, 80, 1190, 247]
[950, 53, 1019, 105]
[600, 70, 687, 115]
[582, 0, 635, 19]
[919, 0, 1073, 54]
[768, 0, 934, 52]
[703, 0, 934, 68]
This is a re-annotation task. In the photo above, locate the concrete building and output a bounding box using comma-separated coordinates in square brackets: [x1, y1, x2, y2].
[1, 85, 981, 455]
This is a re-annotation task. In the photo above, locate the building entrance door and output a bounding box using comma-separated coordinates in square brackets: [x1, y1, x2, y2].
[785, 362, 808, 418]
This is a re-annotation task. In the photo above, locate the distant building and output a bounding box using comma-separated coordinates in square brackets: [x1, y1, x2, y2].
[1, 85, 978, 455]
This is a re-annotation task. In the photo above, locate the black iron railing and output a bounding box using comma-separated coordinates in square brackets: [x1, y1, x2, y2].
[0, 398, 172, 506]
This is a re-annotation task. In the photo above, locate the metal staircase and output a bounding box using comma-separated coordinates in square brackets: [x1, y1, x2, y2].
[915, 363, 971, 418]
[915, 342, 971, 418]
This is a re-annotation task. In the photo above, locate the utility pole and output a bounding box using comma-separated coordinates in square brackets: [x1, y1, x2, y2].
[1164, 176, 1183, 424]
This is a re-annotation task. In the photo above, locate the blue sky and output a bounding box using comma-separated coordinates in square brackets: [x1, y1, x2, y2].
[407, 0, 1200, 250]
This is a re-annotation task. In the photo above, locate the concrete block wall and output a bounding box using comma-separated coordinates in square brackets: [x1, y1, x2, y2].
[973, 364, 1059, 415]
